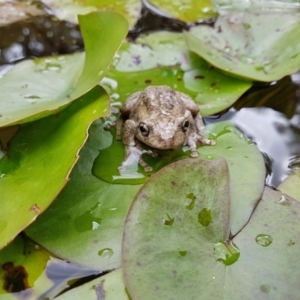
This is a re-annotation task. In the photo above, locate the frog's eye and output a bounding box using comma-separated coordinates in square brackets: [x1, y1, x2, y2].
[182, 120, 189, 132]
[139, 124, 149, 136]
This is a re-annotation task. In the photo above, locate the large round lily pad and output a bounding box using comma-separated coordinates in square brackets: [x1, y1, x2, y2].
[123, 155, 300, 299]
[184, 11, 300, 82]
[0, 86, 109, 250]
[0, 11, 128, 127]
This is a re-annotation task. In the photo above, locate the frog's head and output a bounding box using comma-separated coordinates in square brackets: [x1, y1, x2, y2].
[136, 113, 191, 150]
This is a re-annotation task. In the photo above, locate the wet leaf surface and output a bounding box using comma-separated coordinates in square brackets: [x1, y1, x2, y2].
[101, 31, 252, 117]
[55, 269, 129, 300]
[0, 11, 127, 127]
[185, 12, 300, 81]
[0, 86, 109, 250]
[26, 120, 141, 270]
[42, 0, 141, 28]
[122, 158, 231, 299]
[147, 0, 216, 22]
[123, 164, 300, 299]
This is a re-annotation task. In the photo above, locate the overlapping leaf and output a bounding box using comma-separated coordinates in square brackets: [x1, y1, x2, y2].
[123, 156, 300, 299]
[0, 86, 109, 250]
[185, 12, 300, 81]
[101, 31, 252, 117]
[0, 11, 128, 127]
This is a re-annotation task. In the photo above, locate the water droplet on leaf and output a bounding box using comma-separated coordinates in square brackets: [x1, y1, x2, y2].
[255, 234, 273, 247]
[98, 248, 113, 258]
[214, 240, 240, 266]
[278, 195, 291, 206]
[198, 208, 212, 227]
[260, 284, 271, 293]
[164, 214, 174, 226]
[186, 193, 195, 210]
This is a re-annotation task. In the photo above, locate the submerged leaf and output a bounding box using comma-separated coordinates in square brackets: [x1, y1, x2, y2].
[185, 12, 300, 81]
[0, 11, 128, 127]
[0, 86, 109, 250]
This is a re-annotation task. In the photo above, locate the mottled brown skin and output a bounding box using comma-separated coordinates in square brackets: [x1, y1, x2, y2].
[116, 86, 215, 172]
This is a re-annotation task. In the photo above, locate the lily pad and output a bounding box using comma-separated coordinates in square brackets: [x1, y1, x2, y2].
[26, 120, 141, 270]
[55, 269, 129, 300]
[101, 31, 251, 117]
[0, 86, 109, 250]
[123, 158, 300, 299]
[42, 0, 141, 28]
[198, 121, 266, 235]
[184, 12, 300, 82]
[122, 158, 231, 299]
[278, 169, 300, 202]
[0, 11, 128, 127]
[146, 0, 216, 22]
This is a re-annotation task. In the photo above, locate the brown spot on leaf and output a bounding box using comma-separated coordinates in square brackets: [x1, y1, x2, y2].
[194, 75, 204, 80]
[2, 262, 30, 293]
[145, 79, 152, 84]
[211, 82, 216, 87]
[30, 204, 40, 215]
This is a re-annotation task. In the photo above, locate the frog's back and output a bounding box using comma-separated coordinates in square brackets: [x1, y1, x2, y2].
[141, 85, 183, 114]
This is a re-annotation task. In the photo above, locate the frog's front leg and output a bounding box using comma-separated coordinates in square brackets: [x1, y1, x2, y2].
[194, 115, 216, 146]
[119, 120, 154, 173]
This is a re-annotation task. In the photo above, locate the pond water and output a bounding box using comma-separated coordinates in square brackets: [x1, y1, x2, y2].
[1, 2, 299, 299]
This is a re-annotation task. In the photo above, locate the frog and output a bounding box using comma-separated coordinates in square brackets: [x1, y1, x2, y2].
[116, 85, 215, 172]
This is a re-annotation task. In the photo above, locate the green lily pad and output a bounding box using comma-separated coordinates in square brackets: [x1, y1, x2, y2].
[184, 12, 300, 82]
[26, 120, 141, 270]
[122, 158, 231, 299]
[42, 0, 141, 28]
[0, 86, 109, 250]
[123, 158, 300, 299]
[93, 120, 265, 235]
[198, 121, 266, 235]
[147, 0, 216, 22]
[0, 11, 128, 127]
[278, 169, 300, 202]
[101, 31, 251, 117]
[55, 269, 129, 300]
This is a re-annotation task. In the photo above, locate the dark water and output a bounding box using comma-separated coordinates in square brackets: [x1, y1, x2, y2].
[1, 2, 300, 298]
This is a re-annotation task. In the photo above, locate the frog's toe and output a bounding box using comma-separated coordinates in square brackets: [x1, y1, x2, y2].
[190, 149, 198, 158]
[144, 166, 153, 172]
